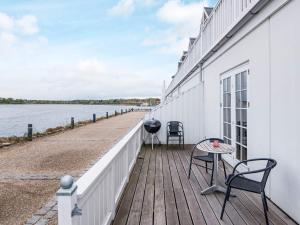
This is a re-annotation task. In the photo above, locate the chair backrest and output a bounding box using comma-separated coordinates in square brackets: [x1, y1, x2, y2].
[261, 159, 277, 189]
[167, 121, 183, 133]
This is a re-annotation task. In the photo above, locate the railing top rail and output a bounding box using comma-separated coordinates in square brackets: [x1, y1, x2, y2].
[76, 120, 143, 196]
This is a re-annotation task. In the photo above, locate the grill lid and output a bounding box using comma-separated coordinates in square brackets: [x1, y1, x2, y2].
[144, 119, 161, 134]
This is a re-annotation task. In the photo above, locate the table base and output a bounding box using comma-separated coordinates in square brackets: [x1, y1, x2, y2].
[201, 185, 236, 196]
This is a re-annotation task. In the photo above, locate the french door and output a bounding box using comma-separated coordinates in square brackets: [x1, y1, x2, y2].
[221, 65, 248, 165]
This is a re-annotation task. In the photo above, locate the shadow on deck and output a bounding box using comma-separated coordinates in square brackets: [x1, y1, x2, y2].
[112, 145, 296, 225]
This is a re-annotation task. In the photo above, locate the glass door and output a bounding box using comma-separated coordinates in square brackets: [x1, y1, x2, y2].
[221, 66, 248, 165]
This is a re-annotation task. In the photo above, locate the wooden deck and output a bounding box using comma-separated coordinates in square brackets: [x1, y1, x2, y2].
[112, 146, 297, 225]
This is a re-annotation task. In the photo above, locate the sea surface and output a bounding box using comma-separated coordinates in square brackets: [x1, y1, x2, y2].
[0, 104, 139, 137]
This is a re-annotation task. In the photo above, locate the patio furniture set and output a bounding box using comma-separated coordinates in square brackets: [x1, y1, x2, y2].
[166, 121, 277, 225]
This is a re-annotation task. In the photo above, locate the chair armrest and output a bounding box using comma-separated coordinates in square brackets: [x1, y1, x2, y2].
[228, 162, 275, 186]
[231, 158, 273, 174]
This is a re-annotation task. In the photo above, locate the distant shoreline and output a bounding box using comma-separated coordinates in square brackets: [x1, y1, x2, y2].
[0, 97, 160, 106]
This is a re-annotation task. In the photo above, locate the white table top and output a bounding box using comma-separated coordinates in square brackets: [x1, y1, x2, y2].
[196, 141, 234, 154]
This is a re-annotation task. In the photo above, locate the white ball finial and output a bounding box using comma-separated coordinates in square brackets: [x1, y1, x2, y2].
[60, 175, 74, 189]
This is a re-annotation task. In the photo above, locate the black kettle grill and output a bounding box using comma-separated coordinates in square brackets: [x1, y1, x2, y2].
[143, 118, 161, 149]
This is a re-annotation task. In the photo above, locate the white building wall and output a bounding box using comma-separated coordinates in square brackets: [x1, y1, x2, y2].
[269, 0, 300, 221]
[202, 0, 300, 221]
[148, 0, 299, 222]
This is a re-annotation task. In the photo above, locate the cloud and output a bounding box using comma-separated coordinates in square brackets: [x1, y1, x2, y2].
[16, 15, 39, 35]
[0, 12, 45, 55]
[0, 12, 14, 30]
[78, 58, 106, 75]
[108, 0, 135, 16]
[142, 0, 207, 55]
[0, 32, 17, 45]
[108, 0, 155, 16]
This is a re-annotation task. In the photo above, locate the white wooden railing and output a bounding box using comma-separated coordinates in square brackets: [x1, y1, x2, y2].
[166, 0, 262, 96]
[56, 120, 144, 225]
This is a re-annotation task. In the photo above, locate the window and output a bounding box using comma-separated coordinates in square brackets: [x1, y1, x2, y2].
[221, 66, 248, 164]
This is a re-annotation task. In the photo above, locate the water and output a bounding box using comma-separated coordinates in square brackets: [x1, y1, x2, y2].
[0, 104, 138, 137]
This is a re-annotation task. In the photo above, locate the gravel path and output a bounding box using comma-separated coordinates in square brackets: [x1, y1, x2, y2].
[0, 112, 145, 225]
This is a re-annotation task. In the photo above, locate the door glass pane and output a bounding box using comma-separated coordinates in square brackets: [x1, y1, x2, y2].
[236, 73, 241, 91]
[227, 109, 231, 123]
[236, 92, 241, 108]
[236, 126, 241, 143]
[242, 147, 247, 162]
[227, 93, 231, 107]
[223, 79, 227, 92]
[242, 128, 247, 146]
[241, 90, 247, 108]
[236, 109, 241, 125]
[241, 71, 247, 89]
[228, 124, 231, 138]
[236, 144, 241, 160]
[223, 123, 227, 136]
[227, 78, 231, 92]
[241, 109, 247, 127]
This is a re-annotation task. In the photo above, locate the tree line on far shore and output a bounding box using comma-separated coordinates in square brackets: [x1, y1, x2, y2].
[0, 97, 160, 106]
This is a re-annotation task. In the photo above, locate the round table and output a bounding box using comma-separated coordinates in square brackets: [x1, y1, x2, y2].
[196, 141, 234, 195]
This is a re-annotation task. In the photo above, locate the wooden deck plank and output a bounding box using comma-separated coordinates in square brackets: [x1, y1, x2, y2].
[154, 147, 166, 225]
[183, 150, 247, 225]
[166, 150, 193, 225]
[243, 192, 288, 225]
[173, 150, 221, 225]
[126, 149, 151, 225]
[112, 149, 146, 225]
[140, 148, 156, 225]
[113, 146, 298, 225]
[171, 150, 207, 225]
[161, 148, 180, 225]
[179, 149, 234, 225]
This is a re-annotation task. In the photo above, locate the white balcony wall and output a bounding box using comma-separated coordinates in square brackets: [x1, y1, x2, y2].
[148, 76, 204, 145]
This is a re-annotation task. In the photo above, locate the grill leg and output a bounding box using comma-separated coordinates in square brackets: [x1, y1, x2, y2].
[151, 134, 154, 150]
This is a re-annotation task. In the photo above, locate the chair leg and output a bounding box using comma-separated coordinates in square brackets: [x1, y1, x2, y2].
[210, 162, 214, 186]
[222, 160, 227, 179]
[263, 191, 269, 211]
[221, 187, 231, 219]
[205, 162, 208, 173]
[166, 136, 169, 149]
[188, 158, 192, 179]
[261, 192, 269, 225]
[179, 136, 181, 149]
[183, 136, 185, 149]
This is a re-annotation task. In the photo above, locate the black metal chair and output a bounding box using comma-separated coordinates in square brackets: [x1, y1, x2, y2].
[166, 121, 184, 149]
[188, 138, 227, 186]
[220, 158, 277, 225]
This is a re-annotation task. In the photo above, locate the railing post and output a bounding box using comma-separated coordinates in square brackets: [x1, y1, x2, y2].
[57, 175, 79, 225]
[106, 112, 109, 119]
[71, 117, 74, 129]
[27, 124, 33, 141]
[121, 109, 123, 114]
[115, 110, 117, 116]
[93, 114, 96, 123]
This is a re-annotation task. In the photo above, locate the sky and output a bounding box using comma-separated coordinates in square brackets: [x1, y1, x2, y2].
[0, 0, 216, 100]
